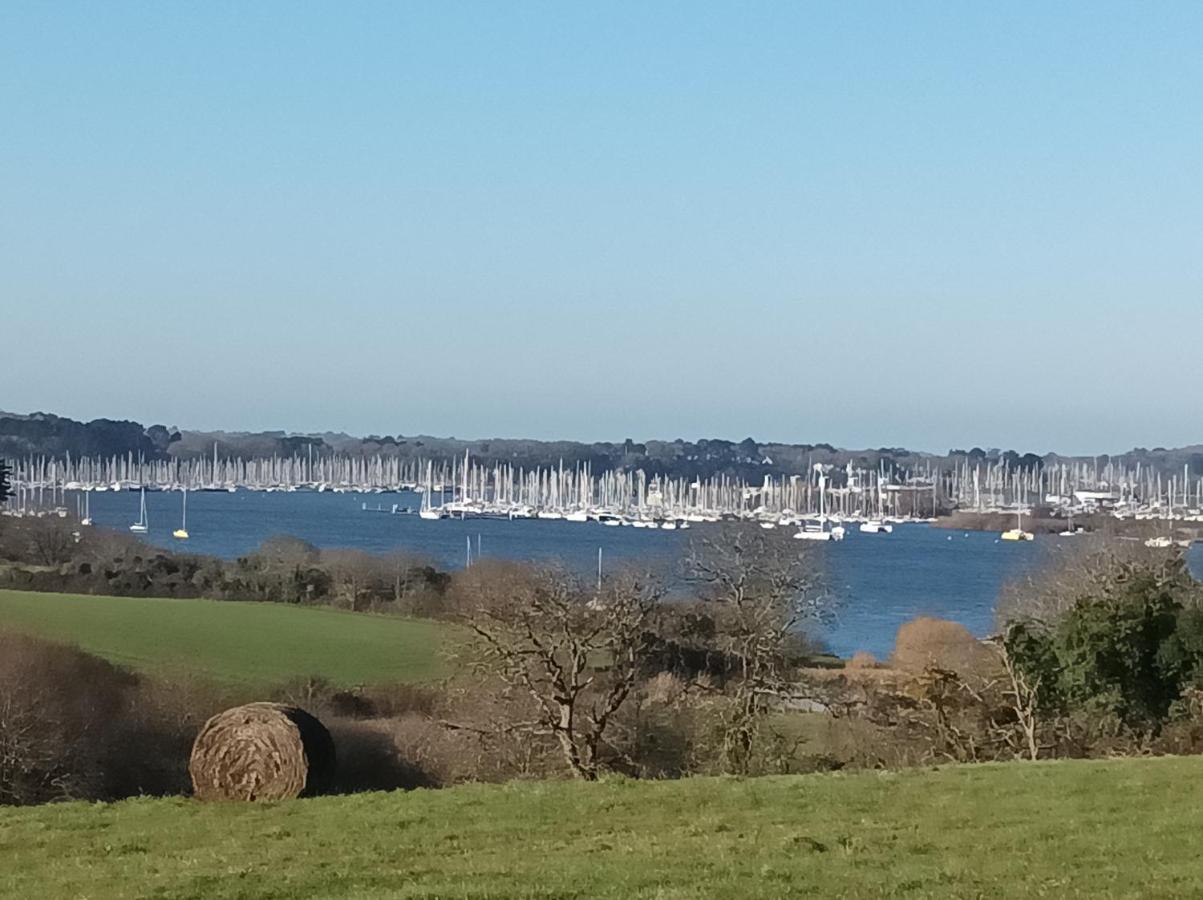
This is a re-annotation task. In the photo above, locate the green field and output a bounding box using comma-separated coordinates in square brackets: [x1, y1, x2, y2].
[2, 757, 1200, 898]
[0, 589, 447, 686]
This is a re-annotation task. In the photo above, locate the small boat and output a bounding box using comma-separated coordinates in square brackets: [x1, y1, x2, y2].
[565, 510, 589, 523]
[1001, 507, 1033, 542]
[81, 490, 93, 527]
[1001, 529, 1034, 542]
[129, 488, 149, 534]
[794, 468, 844, 541]
[173, 489, 189, 540]
[859, 520, 893, 534]
[1058, 511, 1082, 537]
[794, 519, 845, 542]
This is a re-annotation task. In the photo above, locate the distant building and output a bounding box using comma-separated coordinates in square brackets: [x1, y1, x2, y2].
[1073, 490, 1120, 509]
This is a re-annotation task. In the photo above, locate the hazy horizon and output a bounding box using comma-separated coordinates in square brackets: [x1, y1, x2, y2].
[3, 3, 1200, 455]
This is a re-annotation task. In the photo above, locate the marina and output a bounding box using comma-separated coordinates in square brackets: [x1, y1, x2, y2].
[6, 451, 1203, 530]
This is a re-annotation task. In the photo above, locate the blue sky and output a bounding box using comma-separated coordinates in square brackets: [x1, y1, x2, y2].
[2, 2, 1200, 454]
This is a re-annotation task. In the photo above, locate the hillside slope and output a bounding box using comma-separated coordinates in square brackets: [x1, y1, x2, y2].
[0, 589, 447, 686]
[2, 757, 1200, 898]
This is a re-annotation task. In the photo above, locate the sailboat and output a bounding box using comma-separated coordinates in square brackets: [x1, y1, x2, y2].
[1058, 509, 1081, 537]
[859, 471, 892, 533]
[129, 488, 148, 533]
[795, 468, 846, 542]
[173, 489, 189, 540]
[1001, 505, 1034, 542]
[419, 463, 445, 520]
[81, 489, 93, 527]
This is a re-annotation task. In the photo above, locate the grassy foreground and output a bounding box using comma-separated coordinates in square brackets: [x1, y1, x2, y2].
[0, 589, 447, 686]
[3, 757, 1201, 899]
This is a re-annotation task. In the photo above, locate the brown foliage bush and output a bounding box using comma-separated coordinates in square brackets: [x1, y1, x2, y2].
[0, 631, 244, 805]
[269, 676, 440, 721]
[892, 617, 1000, 680]
[846, 651, 879, 670]
[0, 631, 135, 804]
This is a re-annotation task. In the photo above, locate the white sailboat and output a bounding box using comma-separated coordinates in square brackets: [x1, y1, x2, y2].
[859, 520, 893, 534]
[173, 489, 189, 540]
[419, 463, 445, 520]
[795, 468, 845, 542]
[81, 489, 93, 527]
[1001, 506, 1034, 542]
[795, 519, 845, 541]
[1058, 509, 1081, 537]
[129, 488, 148, 533]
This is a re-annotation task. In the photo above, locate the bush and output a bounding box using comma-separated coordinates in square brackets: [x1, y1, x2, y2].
[892, 617, 998, 680]
[0, 631, 135, 804]
[0, 631, 241, 805]
[326, 717, 440, 792]
[0, 524, 451, 613]
[845, 651, 879, 670]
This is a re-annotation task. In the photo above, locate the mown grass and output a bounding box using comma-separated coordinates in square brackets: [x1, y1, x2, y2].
[2, 757, 1201, 898]
[0, 589, 448, 687]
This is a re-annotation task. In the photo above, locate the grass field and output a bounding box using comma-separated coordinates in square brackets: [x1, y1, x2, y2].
[2, 757, 1200, 898]
[0, 589, 447, 686]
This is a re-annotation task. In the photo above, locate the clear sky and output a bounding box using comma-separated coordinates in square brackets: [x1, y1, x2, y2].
[2, 2, 1200, 455]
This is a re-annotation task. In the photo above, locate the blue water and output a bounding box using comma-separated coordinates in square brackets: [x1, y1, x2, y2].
[72, 490, 1203, 658]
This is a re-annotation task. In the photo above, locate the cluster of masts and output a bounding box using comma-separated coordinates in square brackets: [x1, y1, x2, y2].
[409, 454, 920, 541]
[946, 458, 1203, 522]
[5, 451, 1201, 529]
[3, 452, 934, 536]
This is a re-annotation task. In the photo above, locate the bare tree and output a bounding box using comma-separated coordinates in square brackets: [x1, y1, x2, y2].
[322, 549, 387, 612]
[683, 525, 827, 774]
[458, 562, 660, 780]
[990, 634, 1041, 761]
[22, 518, 79, 567]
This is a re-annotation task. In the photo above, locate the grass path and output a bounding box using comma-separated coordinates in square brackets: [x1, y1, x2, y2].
[2, 757, 1201, 898]
[0, 589, 447, 686]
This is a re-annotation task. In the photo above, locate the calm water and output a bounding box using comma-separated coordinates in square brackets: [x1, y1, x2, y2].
[73, 489, 1203, 658]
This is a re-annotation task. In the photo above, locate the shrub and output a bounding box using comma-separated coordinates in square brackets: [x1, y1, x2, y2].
[0, 631, 241, 805]
[0, 631, 135, 804]
[892, 617, 998, 680]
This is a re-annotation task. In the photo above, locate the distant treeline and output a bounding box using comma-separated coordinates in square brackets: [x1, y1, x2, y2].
[3, 410, 1202, 481]
[0, 515, 449, 615]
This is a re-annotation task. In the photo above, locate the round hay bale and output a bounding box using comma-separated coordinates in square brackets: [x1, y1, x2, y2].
[189, 702, 336, 802]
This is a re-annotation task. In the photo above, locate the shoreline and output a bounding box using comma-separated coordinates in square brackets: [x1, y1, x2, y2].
[932, 510, 1202, 543]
